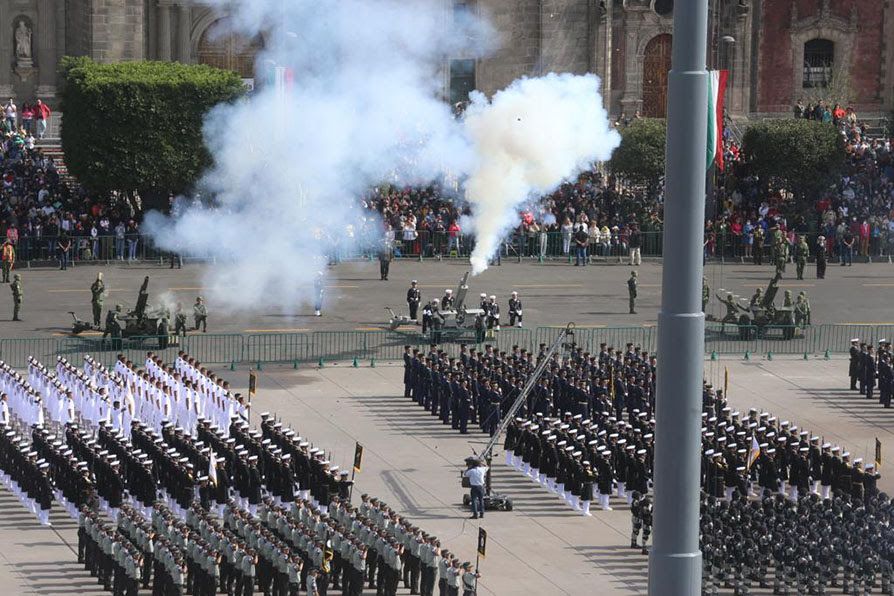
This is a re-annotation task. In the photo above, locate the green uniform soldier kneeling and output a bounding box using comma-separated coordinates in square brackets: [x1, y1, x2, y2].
[10, 273, 22, 321]
[627, 271, 638, 315]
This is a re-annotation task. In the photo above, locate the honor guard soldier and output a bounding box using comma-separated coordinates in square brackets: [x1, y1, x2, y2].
[878, 351, 892, 408]
[508, 291, 523, 327]
[849, 338, 861, 390]
[461, 561, 478, 596]
[864, 345, 877, 401]
[406, 281, 421, 322]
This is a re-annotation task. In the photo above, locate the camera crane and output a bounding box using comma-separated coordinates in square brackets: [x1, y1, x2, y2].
[462, 322, 575, 511]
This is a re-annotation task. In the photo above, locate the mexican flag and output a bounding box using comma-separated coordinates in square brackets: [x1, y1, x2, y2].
[706, 69, 729, 172]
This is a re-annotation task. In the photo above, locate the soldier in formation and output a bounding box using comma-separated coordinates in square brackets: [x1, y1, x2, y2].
[848, 338, 893, 409]
[686, 489, 894, 596]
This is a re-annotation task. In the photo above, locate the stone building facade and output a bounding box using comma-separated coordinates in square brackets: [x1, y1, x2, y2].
[0, 0, 891, 121]
[471, 0, 894, 118]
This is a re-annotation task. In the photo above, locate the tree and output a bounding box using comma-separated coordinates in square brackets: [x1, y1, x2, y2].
[608, 118, 667, 189]
[741, 119, 846, 209]
[59, 57, 245, 209]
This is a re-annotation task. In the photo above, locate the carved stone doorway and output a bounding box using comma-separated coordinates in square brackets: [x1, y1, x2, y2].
[197, 18, 263, 78]
[642, 34, 673, 118]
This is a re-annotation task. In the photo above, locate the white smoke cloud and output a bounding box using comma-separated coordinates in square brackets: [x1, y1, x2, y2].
[463, 74, 620, 274]
[145, 0, 618, 310]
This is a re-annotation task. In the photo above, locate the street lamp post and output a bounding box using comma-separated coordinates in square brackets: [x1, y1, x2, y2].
[647, 0, 710, 594]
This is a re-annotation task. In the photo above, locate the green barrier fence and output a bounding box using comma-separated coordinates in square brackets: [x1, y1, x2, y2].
[2, 325, 893, 370]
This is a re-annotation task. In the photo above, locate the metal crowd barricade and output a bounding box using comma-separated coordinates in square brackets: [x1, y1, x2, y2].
[246, 333, 311, 366]
[1, 325, 890, 371]
[0, 337, 61, 369]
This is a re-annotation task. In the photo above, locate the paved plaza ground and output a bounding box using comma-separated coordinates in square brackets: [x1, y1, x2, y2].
[0, 257, 891, 593]
[0, 258, 892, 339]
[1, 357, 892, 594]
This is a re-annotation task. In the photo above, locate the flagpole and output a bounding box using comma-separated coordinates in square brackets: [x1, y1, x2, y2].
[648, 0, 709, 592]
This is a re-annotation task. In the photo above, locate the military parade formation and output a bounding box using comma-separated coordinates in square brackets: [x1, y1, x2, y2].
[849, 339, 893, 408]
[0, 261, 891, 594]
[0, 349, 481, 596]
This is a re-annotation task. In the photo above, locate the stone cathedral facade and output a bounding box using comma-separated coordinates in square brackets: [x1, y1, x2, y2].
[0, 0, 891, 120]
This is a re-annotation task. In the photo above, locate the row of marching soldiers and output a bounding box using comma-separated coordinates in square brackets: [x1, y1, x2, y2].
[3, 349, 475, 596]
[691, 490, 894, 595]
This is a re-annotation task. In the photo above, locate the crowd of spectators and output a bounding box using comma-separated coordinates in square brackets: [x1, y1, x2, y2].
[2, 92, 890, 268]
[706, 107, 893, 262]
[362, 172, 663, 261]
[0, 114, 145, 267]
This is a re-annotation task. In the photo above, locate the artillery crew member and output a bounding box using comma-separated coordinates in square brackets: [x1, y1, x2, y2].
[91, 272, 106, 327]
[627, 271, 637, 315]
[406, 280, 421, 322]
[441, 289, 454, 310]
[193, 296, 207, 332]
[508, 291, 523, 327]
[174, 303, 188, 336]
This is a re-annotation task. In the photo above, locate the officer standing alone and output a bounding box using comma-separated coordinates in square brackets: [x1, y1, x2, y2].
[10, 272, 22, 321]
[627, 271, 638, 315]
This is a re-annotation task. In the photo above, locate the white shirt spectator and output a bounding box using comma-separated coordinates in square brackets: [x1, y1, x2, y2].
[463, 465, 488, 487]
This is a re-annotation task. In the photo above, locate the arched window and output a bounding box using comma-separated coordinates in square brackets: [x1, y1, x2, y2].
[803, 39, 834, 88]
[654, 0, 673, 17]
[197, 18, 264, 79]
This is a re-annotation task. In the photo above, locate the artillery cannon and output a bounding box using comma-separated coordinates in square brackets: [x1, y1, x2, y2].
[385, 271, 485, 331]
[718, 273, 795, 340]
[118, 276, 164, 337]
[438, 271, 485, 329]
[70, 276, 163, 337]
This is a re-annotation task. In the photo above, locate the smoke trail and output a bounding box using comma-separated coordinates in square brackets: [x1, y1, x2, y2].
[145, 0, 618, 310]
[463, 74, 620, 274]
[144, 0, 487, 312]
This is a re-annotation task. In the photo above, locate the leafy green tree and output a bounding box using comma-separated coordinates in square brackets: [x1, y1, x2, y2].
[608, 118, 667, 189]
[741, 119, 846, 208]
[59, 57, 245, 210]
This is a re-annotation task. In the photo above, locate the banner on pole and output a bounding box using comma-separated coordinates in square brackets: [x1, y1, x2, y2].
[876, 438, 882, 469]
[353, 442, 364, 473]
[477, 528, 487, 559]
[249, 370, 258, 397]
